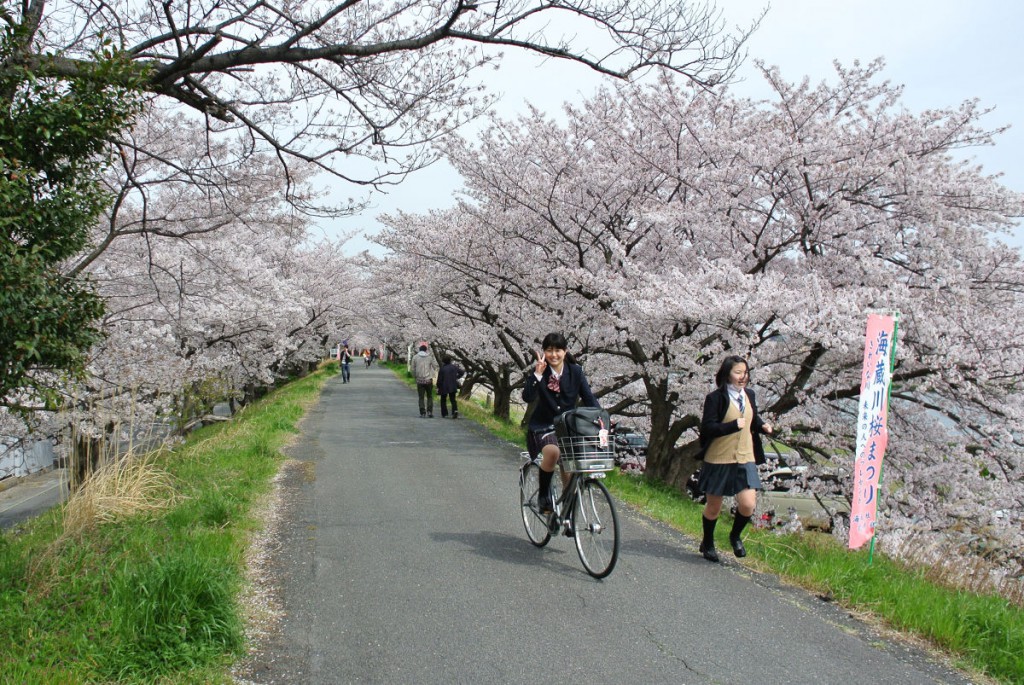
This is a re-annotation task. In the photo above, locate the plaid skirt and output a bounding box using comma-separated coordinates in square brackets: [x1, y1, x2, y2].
[696, 461, 762, 497]
[526, 426, 558, 459]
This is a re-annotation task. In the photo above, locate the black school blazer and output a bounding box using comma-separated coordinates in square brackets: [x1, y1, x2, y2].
[522, 363, 599, 431]
[696, 386, 767, 465]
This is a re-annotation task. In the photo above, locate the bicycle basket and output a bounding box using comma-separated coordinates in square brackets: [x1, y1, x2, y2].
[558, 435, 616, 473]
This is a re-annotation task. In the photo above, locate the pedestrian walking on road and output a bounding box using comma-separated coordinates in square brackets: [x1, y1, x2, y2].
[339, 346, 352, 383]
[695, 355, 773, 562]
[411, 344, 439, 417]
[436, 356, 464, 419]
[522, 332, 600, 514]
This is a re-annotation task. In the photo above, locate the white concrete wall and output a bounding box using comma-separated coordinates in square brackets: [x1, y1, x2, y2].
[0, 439, 56, 481]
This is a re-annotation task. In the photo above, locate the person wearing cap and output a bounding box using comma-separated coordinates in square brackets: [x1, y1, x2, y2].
[410, 344, 439, 417]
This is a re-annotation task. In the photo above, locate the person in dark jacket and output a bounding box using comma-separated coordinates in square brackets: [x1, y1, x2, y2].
[339, 345, 352, 383]
[436, 356, 464, 419]
[522, 332, 600, 513]
[695, 355, 773, 562]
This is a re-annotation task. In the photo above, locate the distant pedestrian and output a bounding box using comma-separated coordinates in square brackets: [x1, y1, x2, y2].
[695, 355, 773, 562]
[410, 344, 439, 417]
[436, 356, 464, 419]
[339, 346, 352, 383]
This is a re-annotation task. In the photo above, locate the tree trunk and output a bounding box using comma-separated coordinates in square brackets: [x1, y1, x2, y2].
[489, 364, 517, 421]
[651, 440, 703, 492]
[458, 377, 476, 399]
[642, 381, 701, 493]
[69, 430, 109, 493]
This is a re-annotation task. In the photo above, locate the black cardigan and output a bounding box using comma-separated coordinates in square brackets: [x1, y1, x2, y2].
[697, 386, 768, 465]
[522, 363, 599, 430]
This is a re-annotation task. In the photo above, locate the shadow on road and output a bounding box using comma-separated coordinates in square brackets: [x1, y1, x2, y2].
[430, 529, 598, 579]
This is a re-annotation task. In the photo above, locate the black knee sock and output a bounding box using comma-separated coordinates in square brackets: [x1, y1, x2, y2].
[731, 513, 751, 541]
[701, 515, 717, 547]
[538, 468, 553, 499]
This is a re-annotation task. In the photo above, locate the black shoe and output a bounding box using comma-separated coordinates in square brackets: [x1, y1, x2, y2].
[420, 413, 426, 418]
[699, 541, 720, 563]
[452, 412, 458, 419]
[730, 536, 746, 558]
[538, 491, 553, 515]
[427, 412, 433, 418]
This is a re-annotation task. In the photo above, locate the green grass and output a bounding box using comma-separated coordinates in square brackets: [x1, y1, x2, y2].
[0, 362, 336, 683]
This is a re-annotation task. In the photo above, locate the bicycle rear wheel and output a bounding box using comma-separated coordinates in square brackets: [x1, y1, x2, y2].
[572, 478, 620, 578]
[520, 462, 551, 547]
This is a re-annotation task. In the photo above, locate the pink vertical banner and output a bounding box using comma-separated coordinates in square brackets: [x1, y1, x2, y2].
[849, 314, 897, 550]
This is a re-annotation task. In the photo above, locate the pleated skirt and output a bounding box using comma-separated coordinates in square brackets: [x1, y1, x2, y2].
[696, 461, 762, 497]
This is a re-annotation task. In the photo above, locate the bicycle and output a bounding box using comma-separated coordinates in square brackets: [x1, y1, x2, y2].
[519, 435, 621, 578]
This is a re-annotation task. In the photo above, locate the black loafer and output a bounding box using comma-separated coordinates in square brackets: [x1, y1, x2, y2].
[730, 537, 746, 558]
[699, 542, 720, 563]
[538, 492, 553, 515]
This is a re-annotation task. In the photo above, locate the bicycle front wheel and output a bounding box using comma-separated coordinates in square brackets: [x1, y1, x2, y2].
[520, 462, 551, 547]
[573, 478, 620, 578]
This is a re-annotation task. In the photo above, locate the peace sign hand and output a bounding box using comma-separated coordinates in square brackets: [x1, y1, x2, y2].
[534, 350, 547, 377]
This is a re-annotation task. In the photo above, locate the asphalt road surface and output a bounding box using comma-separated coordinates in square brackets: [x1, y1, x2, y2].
[238, 365, 973, 685]
[0, 467, 66, 530]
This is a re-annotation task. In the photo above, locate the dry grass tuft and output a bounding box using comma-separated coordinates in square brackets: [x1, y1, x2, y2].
[61, 450, 177, 536]
[888, 532, 1024, 608]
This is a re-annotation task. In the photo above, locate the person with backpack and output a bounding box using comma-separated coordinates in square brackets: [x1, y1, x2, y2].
[521, 332, 600, 514]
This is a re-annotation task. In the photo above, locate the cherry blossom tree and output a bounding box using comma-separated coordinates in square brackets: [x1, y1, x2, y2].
[372, 60, 1024, 578]
[4, 0, 757, 198]
[1, 0, 760, 409]
[0, 105, 365, 484]
[372, 206, 557, 419]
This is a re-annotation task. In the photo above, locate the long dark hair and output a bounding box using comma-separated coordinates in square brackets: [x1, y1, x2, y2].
[714, 355, 750, 388]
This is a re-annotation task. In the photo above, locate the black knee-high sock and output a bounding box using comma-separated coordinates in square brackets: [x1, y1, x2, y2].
[701, 515, 717, 547]
[731, 513, 751, 541]
[538, 468, 553, 498]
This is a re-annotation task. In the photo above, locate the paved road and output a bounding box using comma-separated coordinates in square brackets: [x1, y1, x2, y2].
[0, 468, 66, 530]
[238, 365, 972, 685]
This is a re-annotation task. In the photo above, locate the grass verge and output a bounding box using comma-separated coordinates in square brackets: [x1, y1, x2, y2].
[0, 363, 335, 684]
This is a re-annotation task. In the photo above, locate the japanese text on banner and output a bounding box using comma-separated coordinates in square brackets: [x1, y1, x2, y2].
[849, 314, 897, 550]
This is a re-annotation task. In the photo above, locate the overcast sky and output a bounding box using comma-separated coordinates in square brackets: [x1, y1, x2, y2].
[321, 1, 1024, 253]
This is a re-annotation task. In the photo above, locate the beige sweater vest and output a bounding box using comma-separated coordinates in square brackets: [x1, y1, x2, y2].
[703, 397, 755, 465]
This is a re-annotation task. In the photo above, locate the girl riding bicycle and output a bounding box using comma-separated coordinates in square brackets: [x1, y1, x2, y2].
[522, 333, 601, 514]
